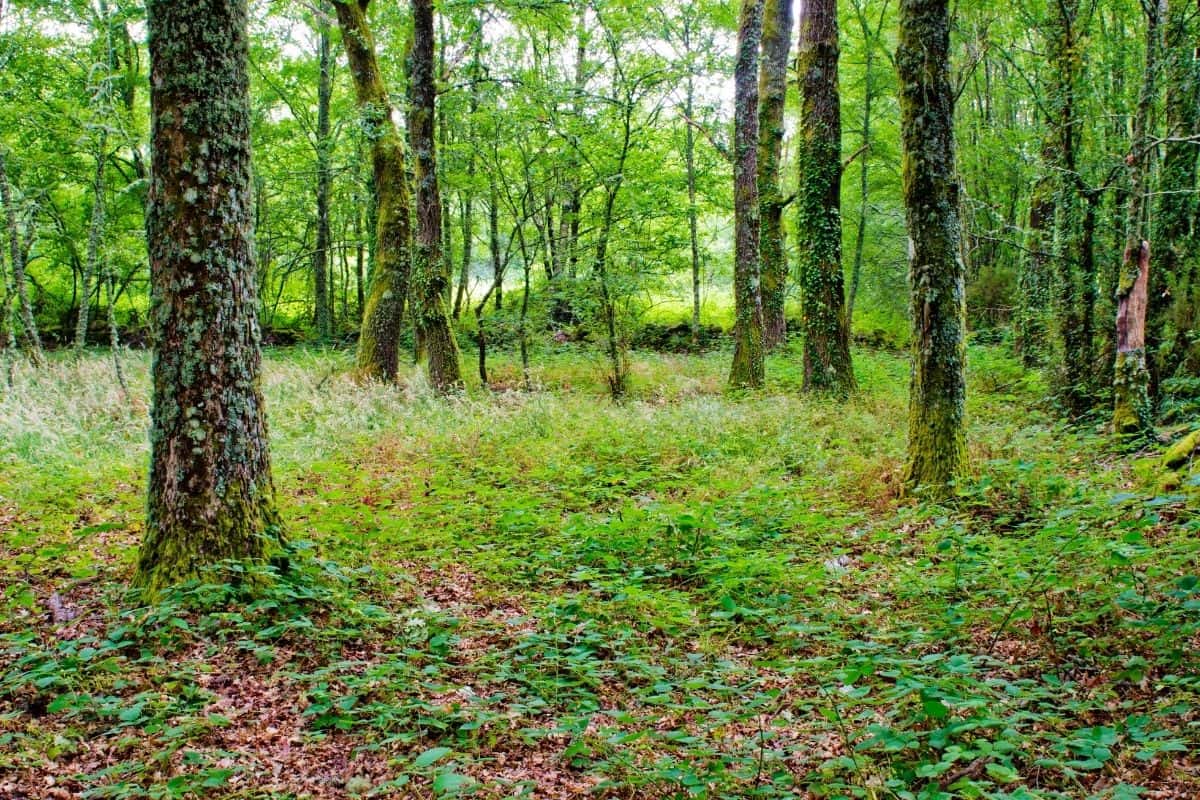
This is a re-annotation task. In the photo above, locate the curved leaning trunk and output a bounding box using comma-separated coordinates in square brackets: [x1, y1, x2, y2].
[136, 0, 281, 593]
[897, 0, 968, 495]
[333, 0, 412, 383]
[797, 0, 854, 395]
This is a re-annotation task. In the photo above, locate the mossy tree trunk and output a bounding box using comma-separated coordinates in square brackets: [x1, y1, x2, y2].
[410, 0, 462, 393]
[1046, 0, 1097, 416]
[1113, 0, 1163, 436]
[897, 0, 968, 495]
[729, 0, 765, 389]
[136, 0, 281, 593]
[797, 0, 854, 395]
[1015, 141, 1054, 367]
[1150, 0, 1200, 388]
[757, 0, 791, 351]
[332, 0, 411, 383]
[313, 12, 333, 342]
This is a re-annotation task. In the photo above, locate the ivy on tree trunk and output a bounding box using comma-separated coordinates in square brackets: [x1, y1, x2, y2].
[410, 0, 462, 393]
[797, 0, 854, 395]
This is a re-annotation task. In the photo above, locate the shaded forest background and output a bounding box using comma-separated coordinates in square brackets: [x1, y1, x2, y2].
[2, 0, 1195, 420]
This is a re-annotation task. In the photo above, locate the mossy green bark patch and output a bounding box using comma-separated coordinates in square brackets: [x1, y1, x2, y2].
[1163, 429, 1200, 471]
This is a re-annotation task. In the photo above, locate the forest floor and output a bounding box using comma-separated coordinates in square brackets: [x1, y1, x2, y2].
[0, 344, 1198, 799]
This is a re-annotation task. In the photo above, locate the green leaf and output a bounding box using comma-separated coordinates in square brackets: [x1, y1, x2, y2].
[985, 762, 1020, 783]
[432, 771, 472, 794]
[413, 746, 453, 769]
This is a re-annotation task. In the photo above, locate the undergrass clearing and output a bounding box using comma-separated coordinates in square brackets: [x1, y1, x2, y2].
[1, 344, 1197, 799]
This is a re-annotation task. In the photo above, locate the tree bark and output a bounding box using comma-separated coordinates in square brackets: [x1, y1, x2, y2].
[554, 3, 588, 323]
[313, 11, 333, 342]
[0, 152, 42, 366]
[410, 0, 462, 392]
[453, 15, 483, 321]
[1150, 0, 1200, 387]
[333, 0, 411, 382]
[1016, 140, 1054, 366]
[684, 68, 702, 347]
[898, 0, 967, 494]
[728, 0, 765, 389]
[757, 0, 791, 350]
[1113, 0, 1163, 435]
[847, 0, 884, 332]
[1047, 0, 1096, 415]
[76, 132, 108, 350]
[1, 236, 17, 386]
[136, 0, 281, 593]
[797, 0, 854, 394]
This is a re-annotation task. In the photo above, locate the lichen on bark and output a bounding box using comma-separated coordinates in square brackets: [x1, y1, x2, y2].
[136, 0, 282, 594]
[728, 0, 765, 390]
[756, 0, 791, 351]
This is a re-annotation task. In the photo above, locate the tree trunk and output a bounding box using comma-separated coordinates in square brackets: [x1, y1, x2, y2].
[333, 0, 411, 382]
[104, 261, 127, 395]
[453, 17, 483, 321]
[797, 0, 854, 394]
[554, 4, 588, 322]
[1047, 0, 1096, 415]
[847, 0, 882, 332]
[313, 12, 333, 342]
[0, 153, 43, 365]
[684, 69, 702, 347]
[1150, 0, 1200, 387]
[728, 0, 765, 389]
[1, 243, 17, 386]
[410, 0, 462, 392]
[897, 0, 967, 495]
[595, 184, 626, 399]
[757, 0, 791, 350]
[1113, 0, 1163, 436]
[1016, 141, 1054, 366]
[76, 133, 108, 350]
[490, 183, 503, 310]
[136, 0, 281, 593]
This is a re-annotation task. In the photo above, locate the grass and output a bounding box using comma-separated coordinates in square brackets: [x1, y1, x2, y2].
[0, 343, 1197, 799]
